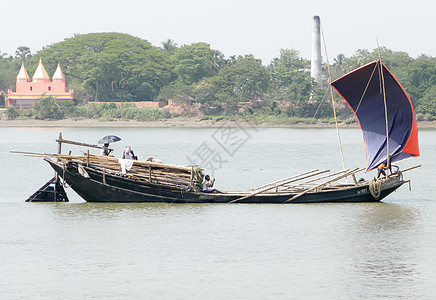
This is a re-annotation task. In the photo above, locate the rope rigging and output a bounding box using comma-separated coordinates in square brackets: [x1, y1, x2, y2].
[320, 19, 346, 171]
[377, 39, 391, 168]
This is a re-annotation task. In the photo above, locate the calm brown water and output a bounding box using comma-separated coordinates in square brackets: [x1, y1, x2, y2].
[0, 127, 434, 299]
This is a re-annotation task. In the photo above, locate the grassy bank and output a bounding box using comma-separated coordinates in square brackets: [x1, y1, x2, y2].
[1, 115, 435, 129]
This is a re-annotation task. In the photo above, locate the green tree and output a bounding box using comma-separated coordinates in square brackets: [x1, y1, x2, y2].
[157, 81, 193, 103]
[417, 85, 436, 116]
[0, 92, 5, 107]
[191, 77, 220, 104]
[174, 43, 225, 85]
[15, 46, 32, 63]
[400, 55, 436, 107]
[161, 39, 178, 55]
[215, 55, 270, 103]
[0, 49, 9, 59]
[269, 49, 316, 103]
[270, 49, 307, 88]
[34, 33, 173, 101]
[0, 59, 20, 92]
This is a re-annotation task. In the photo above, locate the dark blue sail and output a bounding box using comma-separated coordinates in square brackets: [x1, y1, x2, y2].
[331, 60, 419, 171]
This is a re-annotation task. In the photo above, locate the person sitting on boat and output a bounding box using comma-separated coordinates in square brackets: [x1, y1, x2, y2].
[101, 143, 112, 156]
[147, 157, 162, 163]
[202, 175, 219, 193]
[122, 146, 137, 160]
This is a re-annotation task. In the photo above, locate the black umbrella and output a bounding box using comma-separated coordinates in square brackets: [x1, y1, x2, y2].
[98, 135, 121, 144]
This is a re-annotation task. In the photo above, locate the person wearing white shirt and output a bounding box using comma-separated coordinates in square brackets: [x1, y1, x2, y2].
[202, 175, 219, 193]
[122, 146, 136, 160]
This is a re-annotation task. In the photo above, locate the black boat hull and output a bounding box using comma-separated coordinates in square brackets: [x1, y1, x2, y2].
[47, 160, 405, 204]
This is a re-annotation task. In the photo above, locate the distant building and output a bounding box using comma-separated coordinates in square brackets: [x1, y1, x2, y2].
[6, 58, 74, 108]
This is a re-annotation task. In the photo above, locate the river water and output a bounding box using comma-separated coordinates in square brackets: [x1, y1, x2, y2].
[0, 126, 435, 299]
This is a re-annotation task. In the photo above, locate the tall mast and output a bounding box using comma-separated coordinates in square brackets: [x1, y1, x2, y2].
[377, 41, 390, 168]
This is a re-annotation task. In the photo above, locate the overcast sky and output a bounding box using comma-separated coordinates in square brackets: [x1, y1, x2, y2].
[2, 0, 434, 64]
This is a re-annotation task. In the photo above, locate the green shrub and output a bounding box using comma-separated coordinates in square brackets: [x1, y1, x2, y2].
[68, 103, 172, 122]
[34, 96, 65, 120]
[20, 108, 34, 118]
[6, 107, 19, 120]
[415, 113, 424, 121]
[424, 113, 434, 121]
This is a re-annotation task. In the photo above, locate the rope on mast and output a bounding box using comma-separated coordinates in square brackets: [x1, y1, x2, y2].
[320, 19, 346, 171]
[377, 39, 390, 169]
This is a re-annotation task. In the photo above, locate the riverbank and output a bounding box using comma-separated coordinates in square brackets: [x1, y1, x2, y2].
[0, 117, 435, 128]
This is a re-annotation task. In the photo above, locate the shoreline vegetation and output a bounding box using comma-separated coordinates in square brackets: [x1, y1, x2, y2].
[1, 116, 435, 129]
[1, 99, 434, 128]
[2, 34, 434, 131]
[2, 34, 434, 127]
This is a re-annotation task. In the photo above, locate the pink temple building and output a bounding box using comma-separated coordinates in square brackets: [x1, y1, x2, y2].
[7, 58, 74, 108]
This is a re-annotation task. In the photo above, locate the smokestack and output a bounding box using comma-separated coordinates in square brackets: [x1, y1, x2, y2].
[311, 16, 322, 84]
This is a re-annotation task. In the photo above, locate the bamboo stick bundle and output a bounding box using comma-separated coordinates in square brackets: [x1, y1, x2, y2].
[84, 154, 198, 186]
[12, 150, 202, 187]
[130, 173, 191, 186]
[83, 153, 196, 175]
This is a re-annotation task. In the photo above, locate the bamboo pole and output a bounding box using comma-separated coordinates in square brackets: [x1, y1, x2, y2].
[57, 132, 62, 156]
[377, 43, 390, 171]
[283, 167, 364, 203]
[281, 169, 351, 191]
[53, 132, 63, 201]
[229, 169, 330, 203]
[12, 151, 195, 173]
[10, 151, 83, 159]
[248, 169, 320, 191]
[399, 165, 421, 173]
[55, 138, 106, 150]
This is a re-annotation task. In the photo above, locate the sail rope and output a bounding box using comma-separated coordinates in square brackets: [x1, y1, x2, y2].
[320, 19, 346, 171]
[345, 63, 379, 130]
[354, 63, 378, 115]
[310, 88, 330, 124]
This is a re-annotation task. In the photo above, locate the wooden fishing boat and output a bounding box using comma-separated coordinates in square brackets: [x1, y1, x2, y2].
[18, 60, 420, 203]
[43, 155, 407, 203]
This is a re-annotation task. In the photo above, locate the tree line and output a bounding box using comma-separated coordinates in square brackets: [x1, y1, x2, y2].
[0, 32, 434, 121]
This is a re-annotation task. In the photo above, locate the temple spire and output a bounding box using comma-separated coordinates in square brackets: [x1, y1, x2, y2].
[52, 63, 65, 81]
[16, 63, 30, 82]
[32, 58, 50, 81]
